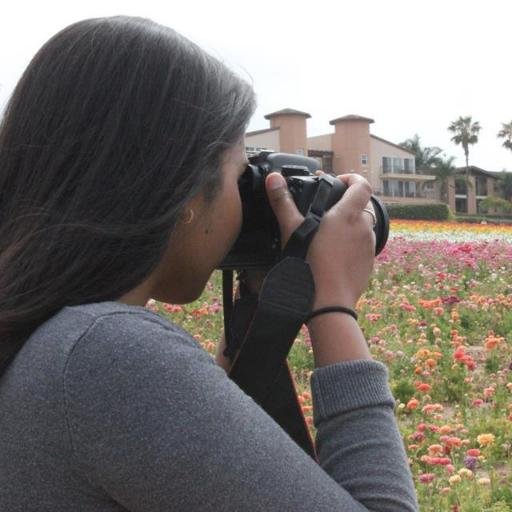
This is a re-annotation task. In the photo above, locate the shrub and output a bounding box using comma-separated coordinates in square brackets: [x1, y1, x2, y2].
[385, 203, 450, 220]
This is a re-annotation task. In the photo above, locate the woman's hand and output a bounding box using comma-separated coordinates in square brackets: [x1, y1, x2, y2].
[264, 171, 375, 311]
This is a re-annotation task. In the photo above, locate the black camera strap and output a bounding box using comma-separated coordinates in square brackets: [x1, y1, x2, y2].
[222, 176, 334, 461]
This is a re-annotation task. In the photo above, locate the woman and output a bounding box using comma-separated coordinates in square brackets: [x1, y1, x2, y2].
[0, 16, 418, 511]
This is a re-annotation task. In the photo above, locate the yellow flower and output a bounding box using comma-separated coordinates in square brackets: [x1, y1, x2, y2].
[458, 468, 474, 479]
[449, 475, 462, 485]
[477, 477, 491, 486]
[477, 434, 496, 447]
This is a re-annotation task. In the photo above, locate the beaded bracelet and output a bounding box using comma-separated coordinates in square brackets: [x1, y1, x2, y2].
[306, 306, 358, 323]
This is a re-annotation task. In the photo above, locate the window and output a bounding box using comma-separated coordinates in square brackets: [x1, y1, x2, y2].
[382, 180, 418, 197]
[476, 176, 488, 196]
[361, 154, 368, 166]
[403, 158, 415, 174]
[393, 158, 403, 173]
[382, 156, 414, 174]
[424, 181, 434, 190]
[405, 182, 416, 197]
[455, 180, 467, 195]
[455, 197, 467, 213]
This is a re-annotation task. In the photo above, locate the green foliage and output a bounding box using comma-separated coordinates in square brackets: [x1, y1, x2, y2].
[487, 501, 512, 512]
[485, 353, 501, 373]
[288, 338, 313, 373]
[480, 196, 512, 214]
[496, 171, 512, 202]
[387, 202, 450, 220]
[398, 134, 443, 170]
[491, 483, 512, 508]
[448, 115, 481, 166]
[497, 121, 512, 153]
[392, 378, 416, 404]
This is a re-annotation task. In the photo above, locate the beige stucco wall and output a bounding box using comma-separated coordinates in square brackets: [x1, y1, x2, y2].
[447, 174, 501, 215]
[331, 120, 371, 176]
[268, 115, 308, 154]
[245, 129, 280, 152]
[308, 133, 333, 152]
[369, 137, 416, 193]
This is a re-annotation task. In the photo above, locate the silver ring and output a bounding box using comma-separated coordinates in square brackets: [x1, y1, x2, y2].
[362, 207, 376, 227]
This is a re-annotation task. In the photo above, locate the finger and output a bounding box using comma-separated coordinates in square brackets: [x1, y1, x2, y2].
[333, 173, 373, 213]
[265, 172, 303, 244]
[361, 203, 377, 228]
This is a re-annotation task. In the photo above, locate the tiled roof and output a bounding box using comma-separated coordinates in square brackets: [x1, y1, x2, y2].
[264, 108, 311, 119]
[454, 166, 500, 178]
[329, 114, 375, 125]
[245, 127, 280, 137]
[370, 134, 416, 155]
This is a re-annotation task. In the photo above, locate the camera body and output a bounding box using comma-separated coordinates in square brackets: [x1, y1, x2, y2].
[219, 151, 389, 270]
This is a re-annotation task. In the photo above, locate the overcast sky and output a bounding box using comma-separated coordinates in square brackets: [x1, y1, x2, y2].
[1, 0, 511, 171]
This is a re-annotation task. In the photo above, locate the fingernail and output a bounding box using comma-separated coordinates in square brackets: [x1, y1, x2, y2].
[267, 173, 284, 190]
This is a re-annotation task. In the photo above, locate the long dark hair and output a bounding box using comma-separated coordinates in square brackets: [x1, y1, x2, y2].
[0, 16, 256, 375]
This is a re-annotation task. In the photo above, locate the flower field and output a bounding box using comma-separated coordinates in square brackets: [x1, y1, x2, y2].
[148, 219, 512, 512]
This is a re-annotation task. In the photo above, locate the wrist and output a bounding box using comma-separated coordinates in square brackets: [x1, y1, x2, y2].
[307, 305, 358, 323]
[312, 296, 358, 311]
[307, 313, 371, 367]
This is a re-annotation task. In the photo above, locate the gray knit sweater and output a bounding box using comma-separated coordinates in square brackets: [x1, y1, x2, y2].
[0, 301, 418, 511]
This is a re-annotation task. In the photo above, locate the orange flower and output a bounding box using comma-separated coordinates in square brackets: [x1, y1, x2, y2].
[427, 444, 444, 456]
[445, 437, 462, 448]
[407, 398, 420, 410]
[415, 382, 432, 393]
[439, 425, 453, 435]
[422, 403, 444, 415]
[484, 332, 504, 351]
[483, 387, 495, 399]
[419, 298, 442, 309]
[477, 434, 495, 447]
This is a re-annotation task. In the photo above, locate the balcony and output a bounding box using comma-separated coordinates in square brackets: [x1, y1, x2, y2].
[374, 190, 440, 202]
[379, 167, 436, 182]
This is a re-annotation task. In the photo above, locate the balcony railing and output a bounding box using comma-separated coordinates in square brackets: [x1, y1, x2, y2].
[374, 190, 438, 200]
[380, 165, 415, 175]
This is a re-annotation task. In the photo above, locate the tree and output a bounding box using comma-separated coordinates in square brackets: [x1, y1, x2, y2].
[448, 116, 481, 184]
[399, 134, 443, 170]
[427, 155, 457, 203]
[479, 196, 512, 215]
[496, 170, 512, 201]
[497, 121, 512, 151]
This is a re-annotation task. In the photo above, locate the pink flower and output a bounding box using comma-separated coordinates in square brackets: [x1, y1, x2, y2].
[419, 473, 436, 484]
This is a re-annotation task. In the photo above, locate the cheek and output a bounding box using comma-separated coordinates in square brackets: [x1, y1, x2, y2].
[230, 186, 243, 234]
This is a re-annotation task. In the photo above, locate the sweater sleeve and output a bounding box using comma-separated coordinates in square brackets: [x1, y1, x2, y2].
[63, 311, 418, 512]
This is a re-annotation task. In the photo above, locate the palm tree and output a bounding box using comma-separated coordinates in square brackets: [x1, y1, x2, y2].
[497, 121, 512, 151]
[399, 134, 443, 170]
[448, 116, 481, 184]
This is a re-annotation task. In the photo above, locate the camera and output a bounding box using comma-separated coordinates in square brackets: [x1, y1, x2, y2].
[219, 151, 389, 270]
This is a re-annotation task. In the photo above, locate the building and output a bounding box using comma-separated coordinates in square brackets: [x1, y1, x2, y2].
[447, 167, 501, 215]
[245, 108, 440, 206]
